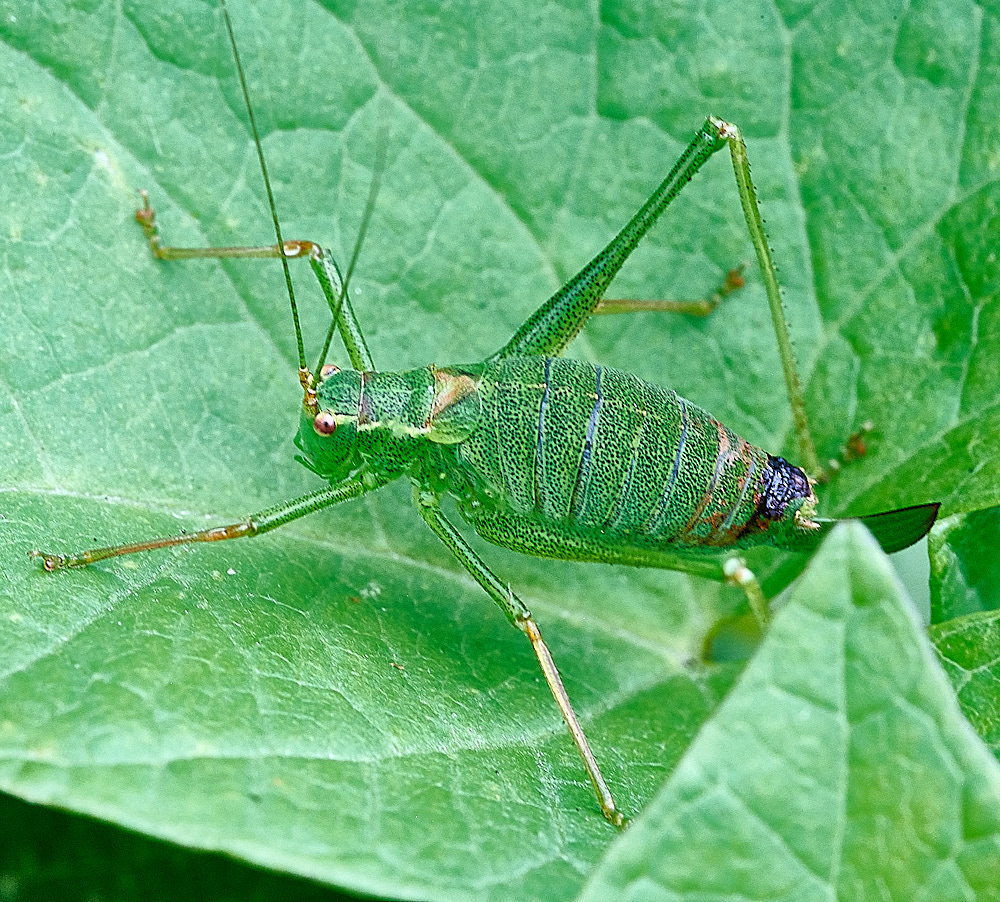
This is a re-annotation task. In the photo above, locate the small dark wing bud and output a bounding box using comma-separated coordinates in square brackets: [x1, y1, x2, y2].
[760, 456, 812, 519]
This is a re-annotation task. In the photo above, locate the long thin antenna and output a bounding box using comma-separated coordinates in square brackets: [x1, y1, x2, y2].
[312, 132, 386, 375]
[219, 0, 308, 377]
[341, 133, 385, 305]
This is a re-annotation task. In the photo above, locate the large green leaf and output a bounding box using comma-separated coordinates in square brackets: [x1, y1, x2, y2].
[931, 505, 1000, 621]
[580, 524, 1000, 901]
[932, 609, 1000, 759]
[1, 1, 997, 899]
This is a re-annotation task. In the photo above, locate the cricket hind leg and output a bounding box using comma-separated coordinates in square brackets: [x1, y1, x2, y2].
[411, 487, 626, 827]
[491, 117, 821, 478]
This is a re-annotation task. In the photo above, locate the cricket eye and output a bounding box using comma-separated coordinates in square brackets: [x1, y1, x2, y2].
[313, 411, 338, 435]
[320, 363, 340, 381]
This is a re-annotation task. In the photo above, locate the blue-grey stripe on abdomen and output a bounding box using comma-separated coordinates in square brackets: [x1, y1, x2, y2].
[569, 365, 603, 517]
[641, 397, 688, 535]
[533, 357, 553, 511]
[601, 406, 646, 531]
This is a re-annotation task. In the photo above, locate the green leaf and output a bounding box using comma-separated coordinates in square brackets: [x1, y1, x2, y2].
[1, 0, 997, 899]
[931, 506, 1000, 622]
[932, 610, 1000, 759]
[580, 524, 1000, 901]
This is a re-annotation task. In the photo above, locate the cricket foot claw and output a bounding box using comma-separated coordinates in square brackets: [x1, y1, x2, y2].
[28, 549, 65, 571]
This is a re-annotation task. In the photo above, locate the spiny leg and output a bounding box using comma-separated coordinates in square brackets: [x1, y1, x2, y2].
[411, 487, 625, 827]
[30, 473, 388, 571]
[492, 117, 820, 478]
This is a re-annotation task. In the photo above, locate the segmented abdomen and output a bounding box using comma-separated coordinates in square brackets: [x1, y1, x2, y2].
[456, 356, 796, 550]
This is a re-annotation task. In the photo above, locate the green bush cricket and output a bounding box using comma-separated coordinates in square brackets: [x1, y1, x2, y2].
[28, 2, 940, 827]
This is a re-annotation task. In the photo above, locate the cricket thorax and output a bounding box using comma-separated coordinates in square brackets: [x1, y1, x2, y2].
[312, 364, 484, 439]
[295, 363, 487, 481]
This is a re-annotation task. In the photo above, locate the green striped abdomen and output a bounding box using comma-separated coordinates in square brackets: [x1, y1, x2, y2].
[452, 357, 812, 560]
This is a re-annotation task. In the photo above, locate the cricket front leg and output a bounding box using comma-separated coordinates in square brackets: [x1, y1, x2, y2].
[412, 487, 625, 827]
[135, 192, 375, 381]
[30, 474, 387, 571]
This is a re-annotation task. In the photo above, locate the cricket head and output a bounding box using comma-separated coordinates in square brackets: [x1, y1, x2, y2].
[294, 363, 484, 482]
[294, 364, 364, 481]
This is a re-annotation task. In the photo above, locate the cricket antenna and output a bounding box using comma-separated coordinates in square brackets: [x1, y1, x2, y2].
[311, 131, 385, 377]
[219, 0, 309, 386]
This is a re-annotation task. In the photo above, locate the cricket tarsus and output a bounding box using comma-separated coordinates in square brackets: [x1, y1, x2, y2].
[594, 264, 746, 317]
[136, 192, 318, 263]
[818, 420, 875, 481]
[29, 523, 256, 571]
[135, 192, 326, 399]
[38, 93, 939, 827]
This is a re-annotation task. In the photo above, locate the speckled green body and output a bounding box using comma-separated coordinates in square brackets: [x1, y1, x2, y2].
[452, 357, 812, 560]
[36, 112, 939, 826]
[298, 356, 819, 567]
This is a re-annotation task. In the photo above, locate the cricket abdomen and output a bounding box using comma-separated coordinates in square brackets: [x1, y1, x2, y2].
[453, 356, 817, 560]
